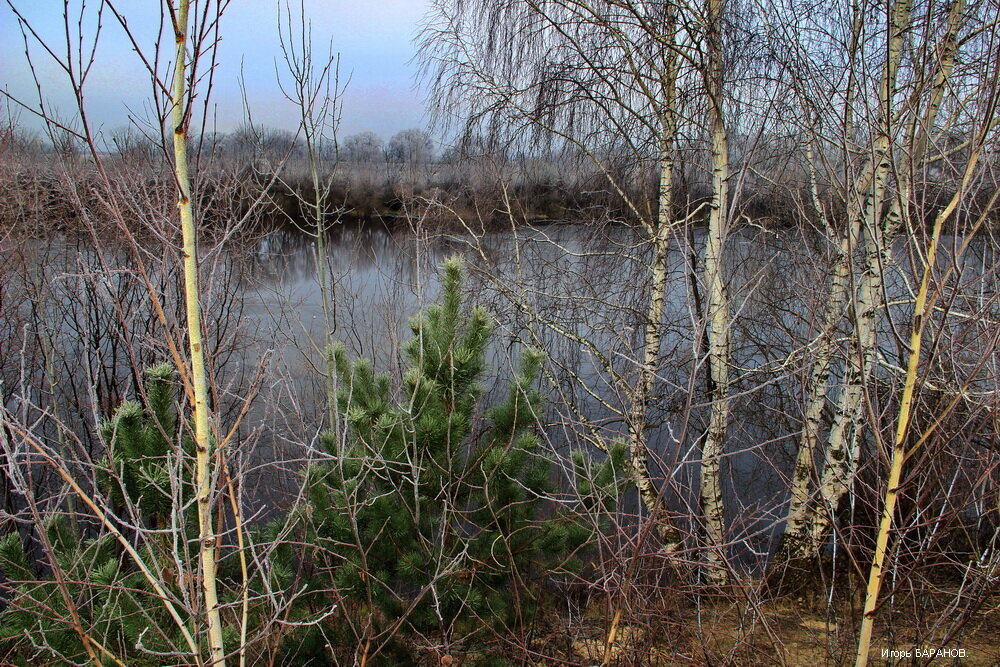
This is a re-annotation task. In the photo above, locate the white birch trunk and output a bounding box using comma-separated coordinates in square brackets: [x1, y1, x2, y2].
[809, 0, 914, 554]
[778, 230, 854, 562]
[626, 14, 684, 554]
[774, 7, 867, 569]
[628, 149, 682, 550]
[700, 0, 731, 585]
[170, 1, 226, 663]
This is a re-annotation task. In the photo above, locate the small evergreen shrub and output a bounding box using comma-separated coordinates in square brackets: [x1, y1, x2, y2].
[97, 362, 188, 527]
[303, 257, 627, 659]
[0, 266, 628, 665]
[0, 364, 252, 665]
[0, 364, 194, 664]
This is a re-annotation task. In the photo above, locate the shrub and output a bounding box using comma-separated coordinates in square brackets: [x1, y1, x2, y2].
[0, 364, 196, 664]
[302, 257, 626, 661]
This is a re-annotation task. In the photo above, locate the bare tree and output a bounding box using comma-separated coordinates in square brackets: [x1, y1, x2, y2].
[770, 0, 995, 580]
[342, 130, 383, 164]
[275, 0, 347, 434]
[419, 0, 788, 585]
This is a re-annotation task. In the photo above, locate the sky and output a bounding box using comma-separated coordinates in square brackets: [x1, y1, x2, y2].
[1, 0, 432, 141]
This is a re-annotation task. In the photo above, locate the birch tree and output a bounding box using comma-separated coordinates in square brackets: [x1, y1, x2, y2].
[698, 0, 733, 586]
[771, 0, 981, 579]
[420, 0, 796, 588]
[170, 1, 226, 662]
[1, 0, 260, 661]
[422, 0, 758, 574]
[422, 0, 692, 556]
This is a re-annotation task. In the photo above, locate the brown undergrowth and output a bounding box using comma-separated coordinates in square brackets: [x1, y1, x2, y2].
[405, 588, 1000, 665]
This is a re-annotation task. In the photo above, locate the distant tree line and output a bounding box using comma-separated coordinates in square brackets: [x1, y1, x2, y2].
[2, 117, 688, 231]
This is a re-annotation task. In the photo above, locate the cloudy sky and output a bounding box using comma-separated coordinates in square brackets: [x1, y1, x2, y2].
[1, 1, 431, 140]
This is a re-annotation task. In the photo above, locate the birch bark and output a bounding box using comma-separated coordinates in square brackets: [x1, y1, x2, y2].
[700, 0, 732, 585]
[170, 1, 227, 663]
[626, 9, 685, 553]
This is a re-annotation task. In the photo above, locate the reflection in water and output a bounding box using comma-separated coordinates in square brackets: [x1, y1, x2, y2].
[6, 223, 997, 567]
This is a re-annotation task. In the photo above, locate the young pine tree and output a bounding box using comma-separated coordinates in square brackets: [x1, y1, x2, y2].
[303, 257, 627, 660]
[97, 362, 185, 527]
[0, 364, 194, 664]
[0, 363, 255, 665]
